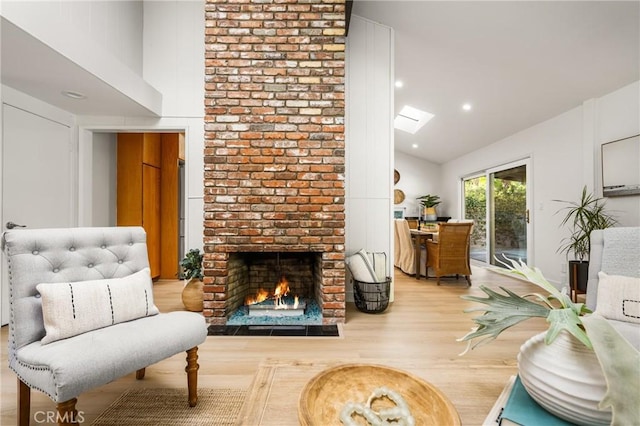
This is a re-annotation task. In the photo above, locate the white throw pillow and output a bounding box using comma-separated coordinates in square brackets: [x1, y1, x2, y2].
[37, 268, 159, 344]
[595, 271, 640, 324]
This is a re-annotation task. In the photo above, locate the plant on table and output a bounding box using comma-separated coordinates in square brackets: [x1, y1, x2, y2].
[458, 257, 638, 424]
[417, 194, 441, 221]
[416, 194, 441, 208]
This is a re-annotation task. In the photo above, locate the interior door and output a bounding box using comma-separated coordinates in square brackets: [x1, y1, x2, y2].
[1, 104, 73, 325]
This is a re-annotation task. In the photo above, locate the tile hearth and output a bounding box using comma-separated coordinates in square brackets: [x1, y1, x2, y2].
[208, 325, 340, 337]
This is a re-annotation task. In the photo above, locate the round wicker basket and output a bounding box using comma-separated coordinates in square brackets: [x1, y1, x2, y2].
[298, 364, 460, 425]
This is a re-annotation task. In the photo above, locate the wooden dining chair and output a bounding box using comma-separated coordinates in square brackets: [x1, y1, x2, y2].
[426, 222, 473, 285]
[405, 219, 418, 229]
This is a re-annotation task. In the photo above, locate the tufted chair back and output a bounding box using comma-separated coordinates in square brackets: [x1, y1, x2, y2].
[3, 227, 150, 353]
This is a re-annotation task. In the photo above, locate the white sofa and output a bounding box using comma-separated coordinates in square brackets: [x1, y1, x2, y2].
[586, 227, 640, 349]
[3, 227, 208, 425]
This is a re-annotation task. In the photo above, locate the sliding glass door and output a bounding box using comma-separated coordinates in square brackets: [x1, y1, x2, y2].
[463, 159, 531, 266]
[463, 175, 487, 262]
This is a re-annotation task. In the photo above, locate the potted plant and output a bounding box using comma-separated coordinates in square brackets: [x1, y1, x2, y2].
[459, 258, 638, 425]
[554, 186, 616, 293]
[180, 248, 203, 312]
[417, 194, 441, 222]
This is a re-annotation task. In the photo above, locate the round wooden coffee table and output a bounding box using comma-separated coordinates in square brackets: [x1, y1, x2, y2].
[298, 363, 461, 425]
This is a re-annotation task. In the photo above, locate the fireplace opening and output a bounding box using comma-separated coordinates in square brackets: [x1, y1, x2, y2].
[226, 252, 323, 325]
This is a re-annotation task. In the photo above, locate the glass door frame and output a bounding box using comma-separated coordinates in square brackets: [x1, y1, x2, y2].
[462, 158, 533, 266]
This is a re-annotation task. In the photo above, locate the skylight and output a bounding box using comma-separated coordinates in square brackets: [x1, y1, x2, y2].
[394, 105, 434, 134]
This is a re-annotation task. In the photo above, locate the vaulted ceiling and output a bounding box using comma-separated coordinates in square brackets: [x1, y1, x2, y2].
[353, 1, 640, 164]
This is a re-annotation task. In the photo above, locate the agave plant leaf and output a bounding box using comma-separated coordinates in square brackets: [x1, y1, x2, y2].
[459, 285, 551, 352]
[545, 308, 591, 349]
[495, 256, 566, 302]
[581, 314, 640, 426]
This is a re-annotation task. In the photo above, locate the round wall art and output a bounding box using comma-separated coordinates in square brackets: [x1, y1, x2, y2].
[394, 189, 405, 204]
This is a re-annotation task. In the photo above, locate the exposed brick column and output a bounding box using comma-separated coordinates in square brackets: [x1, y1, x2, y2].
[203, 0, 346, 325]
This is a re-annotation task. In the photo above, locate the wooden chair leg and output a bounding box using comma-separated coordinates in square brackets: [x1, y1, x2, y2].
[56, 398, 78, 425]
[185, 346, 199, 407]
[18, 379, 30, 426]
[136, 368, 146, 380]
[466, 275, 472, 286]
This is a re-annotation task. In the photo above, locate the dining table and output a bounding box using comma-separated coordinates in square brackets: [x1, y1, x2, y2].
[410, 227, 438, 280]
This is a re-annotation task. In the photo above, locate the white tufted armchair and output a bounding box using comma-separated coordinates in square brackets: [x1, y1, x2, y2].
[3, 227, 208, 425]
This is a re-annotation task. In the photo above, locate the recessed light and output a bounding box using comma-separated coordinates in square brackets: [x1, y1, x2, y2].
[395, 81, 404, 88]
[462, 103, 472, 111]
[412, 144, 418, 149]
[62, 90, 87, 100]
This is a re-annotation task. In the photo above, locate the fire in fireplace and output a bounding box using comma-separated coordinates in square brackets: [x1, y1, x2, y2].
[245, 275, 306, 317]
[225, 252, 323, 325]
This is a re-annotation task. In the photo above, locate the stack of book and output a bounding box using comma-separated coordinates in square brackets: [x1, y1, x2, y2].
[483, 375, 577, 426]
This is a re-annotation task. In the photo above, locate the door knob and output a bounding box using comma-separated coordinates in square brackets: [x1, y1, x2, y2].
[6, 221, 26, 229]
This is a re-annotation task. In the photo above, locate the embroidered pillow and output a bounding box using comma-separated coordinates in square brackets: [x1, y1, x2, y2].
[37, 268, 159, 344]
[595, 271, 640, 324]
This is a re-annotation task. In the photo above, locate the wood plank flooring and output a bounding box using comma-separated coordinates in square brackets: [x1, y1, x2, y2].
[1, 264, 549, 425]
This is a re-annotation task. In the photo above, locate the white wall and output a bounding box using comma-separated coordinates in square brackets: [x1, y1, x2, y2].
[77, 1, 206, 251]
[91, 133, 117, 227]
[394, 151, 441, 218]
[1, 0, 144, 74]
[595, 81, 640, 226]
[143, 0, 205, 117]
[441, 80, 640, 288]
[1, 86, 77, 325]
[346, 16, 394, 299]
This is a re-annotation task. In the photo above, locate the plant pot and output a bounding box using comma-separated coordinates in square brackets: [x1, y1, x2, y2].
[181, 278, 204, 312]
[424, 207, 437, 222]
[569, 260, 589, 292]
[517, 331, 610, 425]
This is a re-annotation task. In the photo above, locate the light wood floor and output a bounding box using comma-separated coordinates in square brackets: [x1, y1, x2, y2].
[1, 264, 549, 425]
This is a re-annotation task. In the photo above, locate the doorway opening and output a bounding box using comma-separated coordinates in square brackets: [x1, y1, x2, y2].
[91, 131, 186, 280]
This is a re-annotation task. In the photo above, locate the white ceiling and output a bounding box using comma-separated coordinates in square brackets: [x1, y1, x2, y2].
[2, 2, 638, 160]
[352, 1, 640, 164]
[1, 17, 160, 117]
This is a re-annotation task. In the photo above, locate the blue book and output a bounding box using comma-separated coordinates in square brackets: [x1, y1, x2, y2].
[500, 376, 576, 426]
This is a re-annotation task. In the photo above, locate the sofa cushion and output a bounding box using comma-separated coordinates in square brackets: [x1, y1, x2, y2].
[13, 312, 207, 402]
[37, 268, 159, 344]
[595, 272, 640, 325]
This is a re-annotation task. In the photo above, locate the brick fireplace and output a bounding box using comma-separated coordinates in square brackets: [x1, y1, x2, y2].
[203, 0, 346, 325]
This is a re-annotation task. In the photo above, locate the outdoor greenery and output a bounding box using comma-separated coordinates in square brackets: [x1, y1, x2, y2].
[463, 176, 527, 249]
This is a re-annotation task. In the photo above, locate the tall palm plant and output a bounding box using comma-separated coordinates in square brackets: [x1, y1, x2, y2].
[555, 187, 616, 261]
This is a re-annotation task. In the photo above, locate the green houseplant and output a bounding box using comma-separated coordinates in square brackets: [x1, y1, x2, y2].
[417, 194, 441, 221]
[555, 186, 616, 292]
[459, 257, 639, 425]
[180, 248, 203, 280]
[180, 249, 203, 311]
